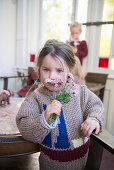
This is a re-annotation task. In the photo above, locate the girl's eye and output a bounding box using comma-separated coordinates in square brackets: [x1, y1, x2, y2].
[57, 69, 63, 73]
[43, 68, 49, 72]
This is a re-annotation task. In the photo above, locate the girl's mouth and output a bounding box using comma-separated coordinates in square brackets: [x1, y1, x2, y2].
[44, 78, 64, 88]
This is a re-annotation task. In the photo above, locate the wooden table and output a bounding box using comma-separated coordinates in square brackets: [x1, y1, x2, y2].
[91, 129, 114, 154]
[0, 98, 39, 158]
[0, 75, 28, 90]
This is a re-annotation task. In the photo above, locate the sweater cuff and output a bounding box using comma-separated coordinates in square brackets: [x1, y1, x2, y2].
[40, 111, 59, 130]
[87, 117, 99, 123]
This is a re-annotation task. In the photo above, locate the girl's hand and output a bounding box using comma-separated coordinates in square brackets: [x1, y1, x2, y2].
[71, 46, 78, 53]
[45, 100, 62, 122]
[81, 119, 100, 137]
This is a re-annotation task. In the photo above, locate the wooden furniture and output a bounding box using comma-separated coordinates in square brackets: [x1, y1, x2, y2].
[0, 75, 28, 90]
[85, 73, 108, 84]
[85, 72, 108, 100]
[103, 77, 114, 135]
[85, 72, 109, 170]
[91, 130, 114, 154]
[0, 98, 39, 158]
[0, 67, 34, 90]
[28, 67, 34, 76]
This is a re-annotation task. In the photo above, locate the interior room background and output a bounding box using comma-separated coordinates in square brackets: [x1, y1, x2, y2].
[0, 0, 114, 134]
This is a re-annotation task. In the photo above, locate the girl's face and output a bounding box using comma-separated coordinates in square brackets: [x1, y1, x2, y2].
[70, 27, 81, 40]
[40, 54, 69, 91]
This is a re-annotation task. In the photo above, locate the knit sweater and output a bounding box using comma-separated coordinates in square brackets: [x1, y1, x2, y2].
[16, 83, 104, 170]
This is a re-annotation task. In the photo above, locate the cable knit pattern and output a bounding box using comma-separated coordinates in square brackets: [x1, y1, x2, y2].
[16, 84, 104, 170]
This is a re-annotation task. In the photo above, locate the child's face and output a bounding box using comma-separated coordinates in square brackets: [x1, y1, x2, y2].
[70, 27, 81, 40]
[40, 54, 69, 91]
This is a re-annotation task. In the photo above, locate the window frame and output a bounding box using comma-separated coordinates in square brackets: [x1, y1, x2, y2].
[73, 0, 114, 75]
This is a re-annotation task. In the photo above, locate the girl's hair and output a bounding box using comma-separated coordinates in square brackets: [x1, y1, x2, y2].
[73, 56, 85, 85]
[70, 22, 82, 33]
[27, 39, 85, 96]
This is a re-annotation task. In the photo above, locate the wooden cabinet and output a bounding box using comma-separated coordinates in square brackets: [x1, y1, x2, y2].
[103, 77, 114, 135]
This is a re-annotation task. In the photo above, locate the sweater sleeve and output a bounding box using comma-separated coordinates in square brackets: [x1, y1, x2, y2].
[16, 92, 51, 143]
[76, 41, 88, 59]
[81, 85, 104, 129]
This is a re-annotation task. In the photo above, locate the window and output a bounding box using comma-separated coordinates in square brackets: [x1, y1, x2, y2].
[99, 0, 114, 69]
[99, 58, 109, 68]
[75, 0, 114, 74]
[46, 0, 73, 41]
[76, 0, 88, 40]
[102, 0, 114, 22]
[99, 25, 113, 57]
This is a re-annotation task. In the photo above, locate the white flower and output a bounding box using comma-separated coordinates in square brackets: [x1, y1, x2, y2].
[45, 78, 53, 83]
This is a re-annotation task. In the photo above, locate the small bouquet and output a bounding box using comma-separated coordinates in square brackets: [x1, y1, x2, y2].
[45, 73, 79, 126]
[66, 37, 79, 47]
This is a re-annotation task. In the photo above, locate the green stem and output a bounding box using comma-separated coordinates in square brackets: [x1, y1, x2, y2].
[49, 113, 57, 127]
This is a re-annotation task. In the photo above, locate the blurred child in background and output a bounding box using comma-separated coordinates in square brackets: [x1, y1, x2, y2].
[67, 22, 88, 65]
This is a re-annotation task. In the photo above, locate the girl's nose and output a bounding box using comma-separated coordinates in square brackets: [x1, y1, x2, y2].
[49, 72, 56, 79]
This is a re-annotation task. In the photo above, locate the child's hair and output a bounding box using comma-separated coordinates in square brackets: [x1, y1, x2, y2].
[27, 39, 85, 96]
[73, 56, 85, 85]
[70, 22, 82, 33]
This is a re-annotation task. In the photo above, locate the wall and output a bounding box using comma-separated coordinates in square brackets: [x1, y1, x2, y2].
[0, 0, 16, 90]
[15, 0, 42, 69]
[0, 0, 43, 92]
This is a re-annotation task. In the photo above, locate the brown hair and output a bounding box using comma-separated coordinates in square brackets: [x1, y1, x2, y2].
[73, 56, 85, 85]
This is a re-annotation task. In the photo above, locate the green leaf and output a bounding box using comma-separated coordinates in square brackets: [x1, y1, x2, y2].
[49, 113, 57, 125]
[70, 41, 74, 46]
[48, 94, 51, 97]
[22, 78, 27, 87]
[65, 93, 70, 98]
[56, 92, 71, 103]
[63, 98, 70, 103]
[56, 95, 63, 101]
[17, 71, 21, 77]
[51, 113, 57, 119]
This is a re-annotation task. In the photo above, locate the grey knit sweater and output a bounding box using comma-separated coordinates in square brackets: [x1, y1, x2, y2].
[16, 83, 104, 170]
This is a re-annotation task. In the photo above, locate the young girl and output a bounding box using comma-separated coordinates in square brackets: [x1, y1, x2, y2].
[67, 22, 88, 65]
[16, 40, 104, 170]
